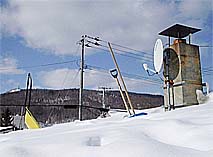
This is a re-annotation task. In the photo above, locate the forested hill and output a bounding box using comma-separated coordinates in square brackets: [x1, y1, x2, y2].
[0, 89, 163, 123]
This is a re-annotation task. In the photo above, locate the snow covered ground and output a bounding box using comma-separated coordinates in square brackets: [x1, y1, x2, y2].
[0, 94, 213, 157]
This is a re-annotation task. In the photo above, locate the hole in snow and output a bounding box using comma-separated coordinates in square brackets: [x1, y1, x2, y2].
[87, 136, 101, 146]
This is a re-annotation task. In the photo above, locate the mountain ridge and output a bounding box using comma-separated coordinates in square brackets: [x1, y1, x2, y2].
[0, 88, 163, 123]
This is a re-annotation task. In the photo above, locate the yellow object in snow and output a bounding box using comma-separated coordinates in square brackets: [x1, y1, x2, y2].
[24, 107, 40, 129]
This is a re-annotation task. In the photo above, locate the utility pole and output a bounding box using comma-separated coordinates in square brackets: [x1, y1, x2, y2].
[79, 35, 85, 121]
[99, 87, 111, 109]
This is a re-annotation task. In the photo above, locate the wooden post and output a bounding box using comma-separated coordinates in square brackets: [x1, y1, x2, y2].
[108, 42, 135, 115]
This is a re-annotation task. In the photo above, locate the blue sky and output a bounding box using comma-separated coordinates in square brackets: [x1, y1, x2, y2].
[0, 0, 212, 94]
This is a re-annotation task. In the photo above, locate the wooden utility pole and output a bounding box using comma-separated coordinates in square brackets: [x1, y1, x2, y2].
[79, 36, 85, 121]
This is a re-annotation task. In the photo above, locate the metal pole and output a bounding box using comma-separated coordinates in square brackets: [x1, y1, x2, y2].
[102, 88, 105, 109]
[164, 37, 172, 111]
[171, 84, 175, 110]
[79, 35, 85, 121]
[99, 87, 111, 109]
[108, 42, 135, 115]
[189, 33, 191, 45]
[28, 74, 32, 109]
[166, 50, 171, 111]
[169, 36, 171, 47]
[19, 73, 30, 129]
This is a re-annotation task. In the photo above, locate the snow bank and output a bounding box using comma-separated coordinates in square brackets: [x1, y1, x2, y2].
[0, 94, 213, 157]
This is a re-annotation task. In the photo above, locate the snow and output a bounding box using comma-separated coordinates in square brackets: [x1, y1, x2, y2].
[7, 88, 21, 93]
[0, 126, 13, 130]
[0, 94, 213, 157]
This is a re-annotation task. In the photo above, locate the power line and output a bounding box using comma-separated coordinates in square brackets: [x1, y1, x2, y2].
[202, 67, 213, 76]
[89, 45, 153, 63]
[203, 67, 213, 75]
[86, 39, 212, 79]
[86, 64, 162, 85]
[54, 69, 80, 103]
[86, 39, 153, 60]
[203, 71, 213, 76]
[203, 66, 213, 70]
[85, 39, 153, 61]
[203, 69, 213, 72]
[203, 68, 213, 71]
[86, 35, 154, 57]
[87, 67, 161, 86]
[101, 43, 153, 60]
[1, 45, 81, 71]
[200, 45, 213, 47]
[203, 73, 213, 76]
[65, 69, 80, 97]
[57, 45, 81, 89]
[0, 59, 79, 71]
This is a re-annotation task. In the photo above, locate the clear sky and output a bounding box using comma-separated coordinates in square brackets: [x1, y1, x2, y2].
[0, 0, 212, 94]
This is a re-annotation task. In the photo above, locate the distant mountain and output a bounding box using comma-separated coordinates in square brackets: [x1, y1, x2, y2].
[0, 89, 163, 124]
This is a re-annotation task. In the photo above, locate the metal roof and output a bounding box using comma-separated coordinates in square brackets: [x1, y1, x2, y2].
[159, 24, 201, 38]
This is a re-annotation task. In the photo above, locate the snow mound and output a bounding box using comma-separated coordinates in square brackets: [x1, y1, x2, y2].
[0, 93, 213, 157]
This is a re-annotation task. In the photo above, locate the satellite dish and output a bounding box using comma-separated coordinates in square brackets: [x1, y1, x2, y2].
[154, 39, 163, 73]
[163, 48, 180, 80]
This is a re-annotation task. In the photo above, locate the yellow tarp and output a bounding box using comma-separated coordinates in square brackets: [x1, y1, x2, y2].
[24, 107, 40, 129]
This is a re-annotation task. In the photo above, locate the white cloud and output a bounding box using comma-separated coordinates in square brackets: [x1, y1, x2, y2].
[38, 68, 115, 89]
[0, 55, 25, 74]
[38, 68, 161, 93]
[2, 0, 212, 56]
[38, 68, 79, 89]
[178, 0, 212, 20]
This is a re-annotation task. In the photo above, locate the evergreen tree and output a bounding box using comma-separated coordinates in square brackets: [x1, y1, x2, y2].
[1, 108, 14, 127]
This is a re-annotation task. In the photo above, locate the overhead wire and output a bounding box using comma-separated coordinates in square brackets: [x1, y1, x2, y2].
[200, 45, 213, 47]
[53, 45, 80, 103]
[0, 59, 79, 71]
[86, 35, 154, 57]
[87, 67, 161, 87]
[86, 64, 162, 85]
[203, 72, 213, 76]
[58, 45, 80, 88]
[86, 36, 212, 83]
[65, 69, 80, 97]
[86, 39, 153, 60]
[46, 45, 81, 122]
[203, 70, 213, 73]
[203, 66, 213, 69]
[202, 66, 213, 76]
[101, 44, 153, 61]
[0, 45, 81, 71]
[89, 45, 153, 63]
[86, 35, 213, 77]
[83, 37, 162, 85]
[203, 73, 213, 76]
[85, 39, 153, 61]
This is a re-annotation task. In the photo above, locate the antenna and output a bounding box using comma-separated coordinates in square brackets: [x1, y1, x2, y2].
[143, 63, 148, 71]
[143, 63, 157, 76]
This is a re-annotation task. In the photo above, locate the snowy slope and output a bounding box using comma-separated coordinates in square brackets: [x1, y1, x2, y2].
[0, 94, 213, 157]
